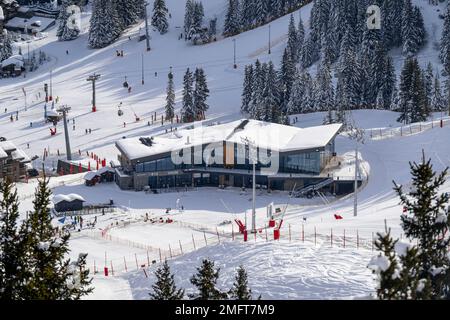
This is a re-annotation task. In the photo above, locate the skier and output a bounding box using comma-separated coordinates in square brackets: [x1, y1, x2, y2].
[66, 50, 69, 55]
[27, 143, 29, 149]
[4, 108, 7, 113]
[89, 128, 91, 134]
[123, 122, 126, 128]
[30, 122, 33, 127]
[85, 128, 88, 134]
[155, 72, 157, 77]
[128, 87, 132, 93]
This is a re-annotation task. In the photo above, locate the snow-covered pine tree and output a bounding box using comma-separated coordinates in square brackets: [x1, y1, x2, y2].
[369, 226, 424, 300]
[57, 0, 80, 41]
[255, 0, 268, 27]
[228, 265, 253, 300]
[300, 35, 320, 69]
[424, 62, 434, 108]
[297, 14, 305, 62]
[286, 14, 298, 62]
[165, 69, 175, 120]
[440, 4, 450, 73]
[149, 260, 185, 300]
[315, 61, 334, 114]
[241, 64, 254, 115]
[223, 0, 240, 37]
[88, 0, 121, 48]
[431, 73, 446, 112]
[370, 41, 389, 109]
[286, 70, 305, 115]
[0, 31, 13, 62]
[189, 1, 204, 38]
[262, 61, 280, 123]
[401, 0, 425, 56]
[392, 153, 450, 299]
[184, 0, 194, 36]
[397, 57, 429, 124]
[151, 0, 169, 34]
[0, 179, 24, 299]
[279, 47, 296, 109]
[181, 68, 195, 123]
[189, 259, 228, 300]
[249, 60, 265, 120]
[19, 175, 92, 299]
[193, 68, 209, 120]
[115, 0, 139, 31]
[382, 0, 404, 48]
[240, 0, 255, 31]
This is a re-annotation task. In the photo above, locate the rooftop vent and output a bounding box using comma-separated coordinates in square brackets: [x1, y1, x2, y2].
[139, 137, 154, 147]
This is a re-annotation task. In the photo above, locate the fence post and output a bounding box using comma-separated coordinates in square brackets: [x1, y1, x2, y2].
[302, 224, 304, 243]
[289, 224, 291, 242]
[314, 227, 317, 246]
[357, 230, 359, 249]
[192, 234, 196, 250]
[110, 261, 114, 276]
[135, 253, 139, 270]
[169, 245, 173, 258]
[400, 126, 402, 136]
[146, 251, 150, 266]
[124, 257, 127, 272]
[410, 125, 412, 134]
[331, 228, 333, 247]
[343, 229, 346, 248]
[204, 231, 208, 246]
[179, 240, 183, 255]
[159, 248, 162, 263]
[216, 228, 220, 244]
[371, 232, 374, 252]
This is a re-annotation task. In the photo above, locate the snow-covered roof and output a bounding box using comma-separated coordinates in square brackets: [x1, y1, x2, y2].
[0, 148, 7, 159]
[46, 109, 60, 117]
[1, 55, 24, 68]
[0, 140, 17, 152]
[97, 166, 115, 174]
[52, 194, 85, 204]
[83, 172, 99, 180]
[11, 148, 31, 163]
[116, 119, 342, 161]
[5, 16, 55, 32]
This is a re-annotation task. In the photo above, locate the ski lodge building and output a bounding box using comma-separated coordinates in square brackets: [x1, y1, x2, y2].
[0, 140, 31, 182]
[114, 119, 357, 195]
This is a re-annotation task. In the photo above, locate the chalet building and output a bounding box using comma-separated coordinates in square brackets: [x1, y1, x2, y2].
[114, 119, 358, 195]
[52, 193, 85, 212]
[0, 140, 31, 182]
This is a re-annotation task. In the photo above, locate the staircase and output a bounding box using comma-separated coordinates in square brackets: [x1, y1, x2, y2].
[292, 178, 334, 198]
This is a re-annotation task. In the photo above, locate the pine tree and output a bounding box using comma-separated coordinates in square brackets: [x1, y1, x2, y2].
[262, 61, 280, 123]
[228, 265, 252, 300]
[315, 61, 334, 113]
[279, 47, 296, 108]
[184, 0, 194, 35]
[151, 0, 169, 34]
[240, 0, 255, 31]
[286, 14, 298, 62]
[401, 0, 425, 56]
[57, 0, 80, 41]
[223, 0, 240, 37]
[189, 259, 228, 300]
[424, 63, 434, 108]
[372, 154, 450, 300]
[382, 56, 396, 110]
[249, 60, 265, 120]
[440, 4, 450, 74]
[88, 0, 121, 48]
[181, 68, 194, 123]
[287, 70, 306, 115]
[149, 260, 184, 300]
[300, 35, 320, 69]
[0, 31, 13, 62]
[0, 178, 24, 299]
[431, 74, 446, 112]
[297, 15, 305, 62]
[165, 69, 175, 120]
[241, 64, 254, 115]
[193, 68, 209, 120]
[19, 175, 92, 299]
[115, 0, 139, 29]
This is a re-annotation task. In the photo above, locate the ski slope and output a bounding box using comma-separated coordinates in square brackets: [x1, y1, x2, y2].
[1, 1, 450, 300]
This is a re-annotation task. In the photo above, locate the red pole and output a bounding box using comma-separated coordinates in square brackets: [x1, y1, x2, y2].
[88, 162, 91, 171]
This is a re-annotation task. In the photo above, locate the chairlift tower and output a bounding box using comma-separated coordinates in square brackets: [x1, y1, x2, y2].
[87, 73, 101, 112]
[57, 105, 72, 161]
[144, 2, 151, 51]
[241, 137, 257, 233]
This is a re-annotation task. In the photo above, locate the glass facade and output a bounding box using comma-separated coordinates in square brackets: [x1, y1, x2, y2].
[134, 141, 335, 176]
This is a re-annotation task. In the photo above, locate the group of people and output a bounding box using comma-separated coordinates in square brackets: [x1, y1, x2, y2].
[85, 128, 92, 134]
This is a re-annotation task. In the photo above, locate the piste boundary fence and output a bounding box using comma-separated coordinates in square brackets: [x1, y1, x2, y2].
[78, 220, 380, 277]
[367, 117, 450, 141]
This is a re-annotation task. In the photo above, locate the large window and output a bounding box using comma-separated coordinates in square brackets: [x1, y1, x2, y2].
[281, 152, 321, 174]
